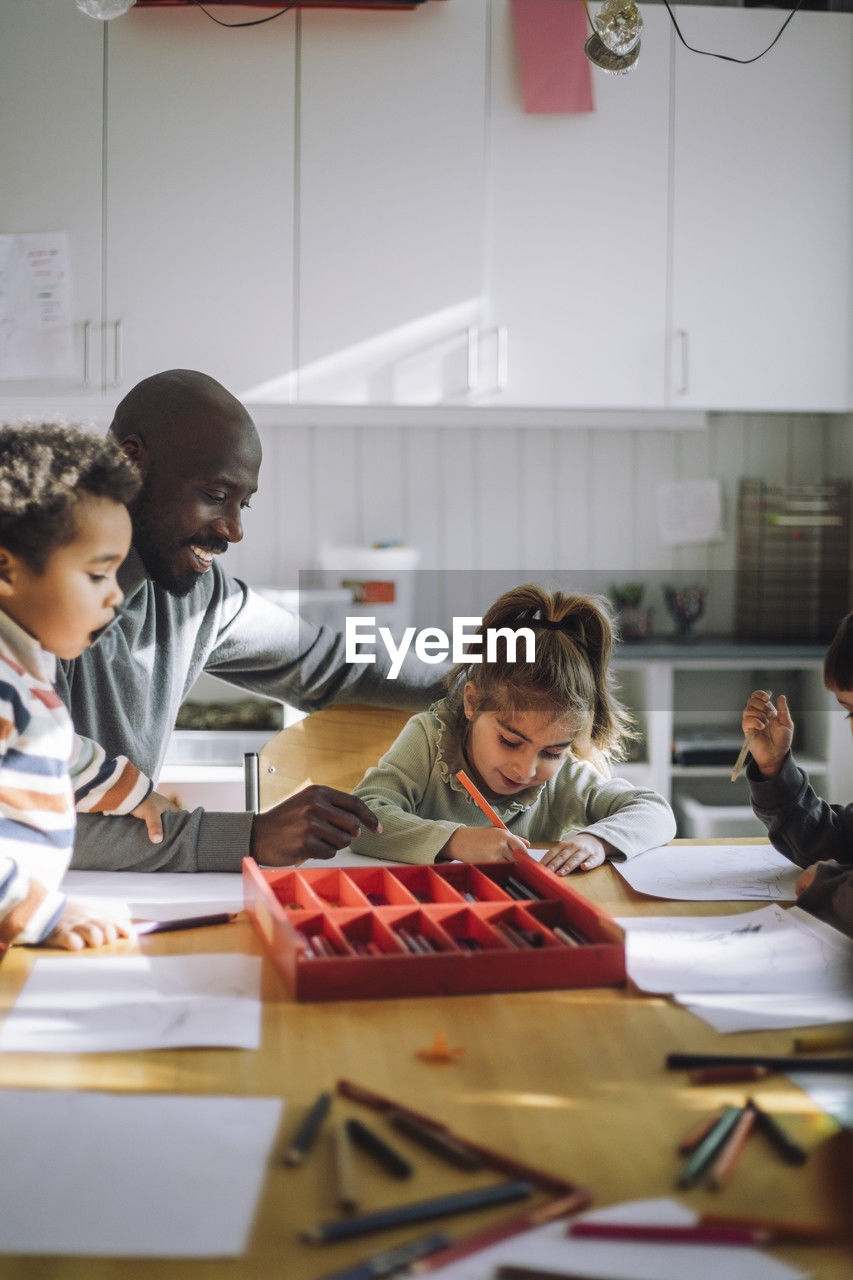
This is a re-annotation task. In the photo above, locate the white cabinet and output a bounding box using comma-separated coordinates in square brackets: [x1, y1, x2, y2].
[485, 2, 672, 409]
[296, 2, 489, 405]
[0, 1, 104, 398]
[670, 8, 853, 411]
[105, 7, 296, 401]
[612, 646, 838, 836]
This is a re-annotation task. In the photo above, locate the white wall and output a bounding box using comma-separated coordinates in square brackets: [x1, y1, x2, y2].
[223, 410, 852, 635]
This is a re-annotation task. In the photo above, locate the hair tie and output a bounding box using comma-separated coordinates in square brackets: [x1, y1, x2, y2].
[536, 617, 565, 631]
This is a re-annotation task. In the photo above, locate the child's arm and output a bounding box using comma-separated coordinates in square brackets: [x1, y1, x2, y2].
[540, 759, 676, 876]
[70, 733, 177, 843]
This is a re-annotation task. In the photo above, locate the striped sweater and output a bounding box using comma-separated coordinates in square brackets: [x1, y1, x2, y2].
[0, 610, 151, 952]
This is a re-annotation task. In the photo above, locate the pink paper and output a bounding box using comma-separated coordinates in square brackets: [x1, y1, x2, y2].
[511, 0, 594, 115]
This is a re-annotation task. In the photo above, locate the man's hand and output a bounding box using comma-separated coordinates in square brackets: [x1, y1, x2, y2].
[249, 784, 381, 866]
[130, 789, 182, 843]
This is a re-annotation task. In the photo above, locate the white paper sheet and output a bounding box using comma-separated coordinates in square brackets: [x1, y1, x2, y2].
[0, 231, 75, 378]
[62, 869, 245, 922]
[656, 479, 724, 546]
[618, 904, 853, 1033]
[424, 1197, 805, 1280]
[0, 953, 262, 1053]
[0, 1090, 281, 1256]
[613, 843, 800, 901]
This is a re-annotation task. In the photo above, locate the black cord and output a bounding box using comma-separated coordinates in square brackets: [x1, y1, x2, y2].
[660, 0, 807, 64]
[184, 0, 298, 27]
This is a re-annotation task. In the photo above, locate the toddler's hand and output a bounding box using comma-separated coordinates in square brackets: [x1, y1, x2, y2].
[741, 690, 793, 778]
[444, 826, 529, 863]
[541, 833, 607, 876]
[45, 899, 133, 951]
[131, 789, 182, 843]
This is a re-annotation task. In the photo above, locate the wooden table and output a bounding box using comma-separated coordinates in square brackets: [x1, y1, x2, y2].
[1, 860, 851, 1279]
[1, 706, 851, 1277]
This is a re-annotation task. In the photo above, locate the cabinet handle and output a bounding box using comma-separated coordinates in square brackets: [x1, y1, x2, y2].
[112, 320, 124, 387]
[677, 328, 689, 396]
[495, 325, 508, 391]
[82, 320, 93, 389]
[466, 326, 479, 393]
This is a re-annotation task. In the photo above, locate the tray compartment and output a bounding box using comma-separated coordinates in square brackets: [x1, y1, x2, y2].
[336, 866, 423, 906]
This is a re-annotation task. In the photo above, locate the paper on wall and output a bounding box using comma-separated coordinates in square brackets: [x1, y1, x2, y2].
[657, 479, 724, 546]
[0, 231, 75, 379]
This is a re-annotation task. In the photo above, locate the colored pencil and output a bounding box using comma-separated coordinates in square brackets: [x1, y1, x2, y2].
[688, 1064, 771, 1085]
[707, 1103, 757, 1189]
[345, 1117, 413, 1179]
[667, 1051, 853, 1074]
[456, 769, 509, 830]
[748, 1098, 809, 1165]
[313, 1231, 452, 1280]
[793, 1028, 853, 1052]
[567, 1221, 771, 1246]
[332, 1121, 359, 1214]
[134, 911, 237, 934]
[283, 1090, 332, 1166]
[699, 1213, 841, 1244]
[677, 1108, 726, 1155]
[409, 1192, 586, 1275]
[301, 1180, 533, 1244]
[676, 1106, 742, 1188]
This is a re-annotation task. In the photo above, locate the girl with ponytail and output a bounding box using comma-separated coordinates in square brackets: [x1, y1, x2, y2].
[351, 584, 674, 874]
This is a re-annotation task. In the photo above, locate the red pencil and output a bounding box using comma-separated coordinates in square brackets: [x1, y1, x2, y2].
[456, 770, 509, 831]
[567, 1221, 772, 1246]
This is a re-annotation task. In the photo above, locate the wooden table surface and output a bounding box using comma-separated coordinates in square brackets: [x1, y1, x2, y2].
[1, 705, 851, 1278]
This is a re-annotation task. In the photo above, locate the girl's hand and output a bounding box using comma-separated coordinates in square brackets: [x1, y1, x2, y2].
[741, 690, 793, 778]
[45, 899, 133, 951]
[541, 833, 608, 876]
[795, 864, 819, 896]
[443, 826, 530, 864]
[130, 789, 182, 844]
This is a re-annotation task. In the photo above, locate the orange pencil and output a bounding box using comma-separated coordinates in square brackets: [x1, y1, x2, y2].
[708, 1103, 757, 1189]
[456, 770, 508, 830]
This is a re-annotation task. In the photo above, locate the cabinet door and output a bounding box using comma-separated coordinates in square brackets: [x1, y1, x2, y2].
[0, 0, 104, 398]
[297, 2, 488, 405]
[485, 2, 672, 408]
[670, 7, 853, 411]
[105, 7, 296, 401]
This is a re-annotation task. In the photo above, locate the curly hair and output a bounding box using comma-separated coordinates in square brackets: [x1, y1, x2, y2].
[445, 582, 636, 761]
[0, 422, 140, 572]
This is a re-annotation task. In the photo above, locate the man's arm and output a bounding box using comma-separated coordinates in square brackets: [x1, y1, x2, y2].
[747, 753, 853, 870]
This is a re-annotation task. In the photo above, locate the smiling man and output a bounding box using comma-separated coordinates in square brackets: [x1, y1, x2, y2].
[56, 369, 442, 874]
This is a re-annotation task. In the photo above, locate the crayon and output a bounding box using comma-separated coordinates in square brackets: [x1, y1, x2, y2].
[568, 1221, 771, 1246]
[284, 1090, 332, 1166]
[676, 1106, 742, 1188]
[455, 770, 509, 830]
[345, 1117, 413, 1179]
[332, 1121, 359, 1215]
[749, 1099, 809, 1165]
[707, 1103, 757, 1189]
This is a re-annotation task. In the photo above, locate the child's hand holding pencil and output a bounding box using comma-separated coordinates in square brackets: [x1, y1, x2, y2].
[735, 690, 793, 781]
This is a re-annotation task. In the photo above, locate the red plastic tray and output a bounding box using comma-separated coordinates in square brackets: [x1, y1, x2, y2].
[243, 854, 625, 1002]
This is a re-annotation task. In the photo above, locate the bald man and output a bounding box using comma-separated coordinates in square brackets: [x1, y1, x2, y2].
[56, 369, 442, 873]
